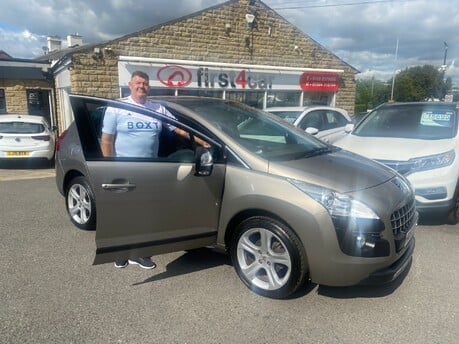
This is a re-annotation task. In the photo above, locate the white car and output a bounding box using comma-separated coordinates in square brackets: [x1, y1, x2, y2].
[0, 114, 56, 161]
[334, 101, 459, 223]
[266, 106, 353, 143]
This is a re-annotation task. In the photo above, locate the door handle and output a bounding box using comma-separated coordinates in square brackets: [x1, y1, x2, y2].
[101, 183, 136, 191]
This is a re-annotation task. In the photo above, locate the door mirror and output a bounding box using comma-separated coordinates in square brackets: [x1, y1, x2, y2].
[195, 147, 213, 176]
[305, 127, 319, 135]
[344, 123, 354, 133]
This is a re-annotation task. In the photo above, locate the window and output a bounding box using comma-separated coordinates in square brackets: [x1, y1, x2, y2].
[27, 90, 51, 123]
[0, 89, 6, 113]
[266, 91, 301, 107]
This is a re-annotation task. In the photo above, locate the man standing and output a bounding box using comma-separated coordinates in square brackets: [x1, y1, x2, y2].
[101, 70, 172, 270]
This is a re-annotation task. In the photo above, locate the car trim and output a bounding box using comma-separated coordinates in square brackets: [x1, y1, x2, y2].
[95, 230, 218, 255]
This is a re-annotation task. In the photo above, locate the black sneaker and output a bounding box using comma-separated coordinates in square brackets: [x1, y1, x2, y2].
[114, 260, 128, 268]
[128, 257, 157, 270]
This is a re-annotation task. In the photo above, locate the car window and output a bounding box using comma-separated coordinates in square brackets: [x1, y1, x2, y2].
[73, 98, 218, 163]
[298, 110, 324, 130]
[269, 110, 303, 124]
[0, 122, 45, 134]
[354, 104, 458, 139]
[323, 110, 350, 129]
[171, 100, 331, 161]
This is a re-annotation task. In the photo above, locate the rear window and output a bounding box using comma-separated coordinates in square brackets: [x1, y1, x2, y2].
[354, 104, 458, 139]
[0, 121, 45, 134]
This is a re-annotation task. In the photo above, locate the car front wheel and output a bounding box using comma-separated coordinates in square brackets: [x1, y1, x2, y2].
[230, 216, 308, 299]
[66, 176, 96, 230]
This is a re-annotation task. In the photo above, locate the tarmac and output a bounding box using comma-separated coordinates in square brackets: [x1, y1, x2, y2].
[0, 161, 55, 181]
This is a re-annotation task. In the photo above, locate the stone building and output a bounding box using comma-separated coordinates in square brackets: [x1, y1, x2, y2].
[0, 52, 54, 125]
[6, 0, 359, 133]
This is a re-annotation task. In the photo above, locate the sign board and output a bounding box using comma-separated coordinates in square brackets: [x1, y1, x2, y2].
[119, 60, 341, 92]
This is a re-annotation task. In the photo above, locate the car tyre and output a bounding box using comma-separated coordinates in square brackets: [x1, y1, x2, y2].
[230, 216, 308, 299]
[447, 201, 459, 225]
[66, 176, 96, 230]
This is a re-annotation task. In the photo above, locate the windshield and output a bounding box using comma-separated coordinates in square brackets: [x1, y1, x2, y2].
[268, 110, 303, 124]
[0, 121, 45, 134]
[354, 104, 458, 139]
[173, 100, 332, 161]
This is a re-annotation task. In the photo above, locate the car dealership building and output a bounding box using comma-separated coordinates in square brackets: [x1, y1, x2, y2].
[0, 0, 358, 133]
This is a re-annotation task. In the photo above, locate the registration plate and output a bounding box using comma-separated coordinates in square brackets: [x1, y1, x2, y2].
[6, 151, 29, 156]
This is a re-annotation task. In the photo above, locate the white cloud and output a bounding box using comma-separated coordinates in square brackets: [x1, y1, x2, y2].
[0, 0, 458, 86]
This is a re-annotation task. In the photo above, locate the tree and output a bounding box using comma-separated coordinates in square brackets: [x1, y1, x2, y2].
[391, 65, 451, 101]
[356, 64, 453, 110]
[355, 79, 390, 113]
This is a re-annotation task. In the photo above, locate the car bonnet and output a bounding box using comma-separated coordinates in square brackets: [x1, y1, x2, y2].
[267, 148, 397, 194]
[334, 134, 456, 161]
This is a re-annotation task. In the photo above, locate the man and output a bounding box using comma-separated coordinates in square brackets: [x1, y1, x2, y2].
[101, 70, 205, 269]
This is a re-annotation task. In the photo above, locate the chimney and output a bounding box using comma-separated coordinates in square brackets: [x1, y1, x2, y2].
[67, 34, 83, 48]
[47, 35, 62, 52]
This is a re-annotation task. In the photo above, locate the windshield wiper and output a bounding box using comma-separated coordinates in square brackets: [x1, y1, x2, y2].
[295, 146, 338, 159]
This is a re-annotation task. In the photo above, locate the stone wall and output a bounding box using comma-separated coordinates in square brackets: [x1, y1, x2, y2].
[0, 79, 52, 114]
[68, 0, 356, 112]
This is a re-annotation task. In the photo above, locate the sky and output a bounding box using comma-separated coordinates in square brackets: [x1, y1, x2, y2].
[0, 0, 458, 86]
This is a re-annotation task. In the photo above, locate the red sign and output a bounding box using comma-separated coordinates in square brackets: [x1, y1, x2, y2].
[157, 65, 192, 87]
[299, 72, 339, 92]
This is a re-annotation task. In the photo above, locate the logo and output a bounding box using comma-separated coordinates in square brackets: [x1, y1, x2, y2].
[157, 65, 192, 87]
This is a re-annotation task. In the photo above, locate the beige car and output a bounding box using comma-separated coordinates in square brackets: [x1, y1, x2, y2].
[56, 95, 417, 299]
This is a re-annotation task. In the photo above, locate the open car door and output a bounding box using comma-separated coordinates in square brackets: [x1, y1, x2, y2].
[69, 95, 225, 264]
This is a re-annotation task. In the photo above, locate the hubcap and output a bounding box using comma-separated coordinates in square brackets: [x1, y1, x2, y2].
[237, 227, 291, 291]
[67, 184, 91, 225]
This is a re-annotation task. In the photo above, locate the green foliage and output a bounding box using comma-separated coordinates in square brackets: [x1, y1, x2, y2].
[356, 64, 452, 111]
[355, 78, 390, 113]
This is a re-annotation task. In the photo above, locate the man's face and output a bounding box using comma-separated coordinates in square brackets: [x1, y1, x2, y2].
[129, 75, 149, 101]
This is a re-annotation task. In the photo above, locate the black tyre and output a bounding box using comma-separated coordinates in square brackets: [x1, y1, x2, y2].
[230, 216, 308, 299]
[65, 176, 96, 230]
[447, 201, 459, 225]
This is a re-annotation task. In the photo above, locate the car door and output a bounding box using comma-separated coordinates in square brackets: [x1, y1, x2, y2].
[299, 109, 350, 143]
[70, 95, 225, 265]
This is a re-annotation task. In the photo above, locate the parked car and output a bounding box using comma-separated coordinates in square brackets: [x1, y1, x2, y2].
[56, 95, 416, 299]
[334, 101, 459, 223]
[266, 106, 353, 143]
[0, 114, 56, 161]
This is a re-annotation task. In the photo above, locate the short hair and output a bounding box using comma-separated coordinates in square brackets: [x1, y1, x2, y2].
[131, 70, 149, 81]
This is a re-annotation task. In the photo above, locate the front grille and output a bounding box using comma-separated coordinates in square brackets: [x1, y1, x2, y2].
[391, 197, 416, 252]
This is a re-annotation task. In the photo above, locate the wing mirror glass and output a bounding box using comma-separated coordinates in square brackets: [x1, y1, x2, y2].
[195, 147, 213, 176]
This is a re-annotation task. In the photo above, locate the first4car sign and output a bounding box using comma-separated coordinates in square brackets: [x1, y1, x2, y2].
[119, 59, 341, 92]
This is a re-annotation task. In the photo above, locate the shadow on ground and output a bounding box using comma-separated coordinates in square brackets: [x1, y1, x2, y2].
[133, 248, 232, 287]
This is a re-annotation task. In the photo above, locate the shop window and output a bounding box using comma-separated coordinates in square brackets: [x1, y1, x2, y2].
[303, 92, 331, 106]
[266, 91, 301, 107]
[178, 89, 223, 99]
[0, 89, 6, 113]
[226, 91, 265, 109]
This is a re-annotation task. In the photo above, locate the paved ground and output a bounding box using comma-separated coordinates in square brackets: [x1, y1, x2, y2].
[0, 160, 55, 181]
[1, 166, 458, 344]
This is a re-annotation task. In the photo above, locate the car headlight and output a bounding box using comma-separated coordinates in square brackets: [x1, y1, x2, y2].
[288, 179, 389, 257]
[288, 179, 379, 219]
[410, 150, 455, 173]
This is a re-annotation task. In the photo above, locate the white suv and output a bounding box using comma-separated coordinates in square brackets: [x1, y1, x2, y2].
[334, 101, 459, 223]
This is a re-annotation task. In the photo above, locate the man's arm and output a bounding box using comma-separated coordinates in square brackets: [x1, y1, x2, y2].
[174, 128, 210, 148]
[101, 133, 115, 156]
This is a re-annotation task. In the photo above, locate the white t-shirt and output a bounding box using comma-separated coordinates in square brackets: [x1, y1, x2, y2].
[102, 96, 175, 158]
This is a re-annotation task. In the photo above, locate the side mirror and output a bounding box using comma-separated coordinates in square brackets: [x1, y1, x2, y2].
[195, 147, 213, 176]
[305, 127, 319, 135]
[344, 123, 354, 133]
